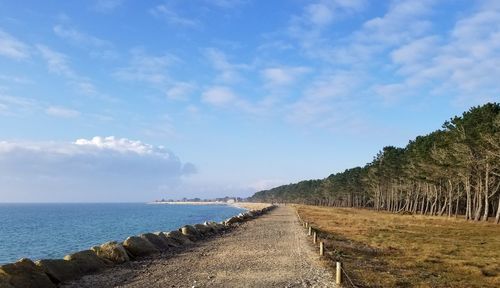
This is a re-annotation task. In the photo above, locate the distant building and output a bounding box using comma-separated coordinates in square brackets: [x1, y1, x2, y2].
[226, 199, 235, 204]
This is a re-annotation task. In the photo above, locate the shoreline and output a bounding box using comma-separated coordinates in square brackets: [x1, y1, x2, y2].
[0, 203, 275, 288]
[147, 201, 229, 205]
[60, 205, 334, 287]
[147, 201, 271, 211]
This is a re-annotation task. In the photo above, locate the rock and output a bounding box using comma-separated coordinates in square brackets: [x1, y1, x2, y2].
[63, 250, 107, 274]
[0, 258, 56, 288]
[122, 236, 159, 258]
[165, 231, 193, 245]
[140, 233, 170, 251]
[224, 216, 241, 226]
[91, 241, 130, 264]
[180, 225, 201, 241]
[0, 276, 14, 288]
[238, 213, 252, 220]
[204, 221, 222, 233]
[193, 224, 211, 235]
[154, 232, 181, 248]
[35, 259, 81, 284]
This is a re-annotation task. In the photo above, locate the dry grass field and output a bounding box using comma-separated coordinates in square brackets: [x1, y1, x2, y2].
[295, 205, 500, 288]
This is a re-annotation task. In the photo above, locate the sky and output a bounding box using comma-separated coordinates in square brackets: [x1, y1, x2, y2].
[0, 0, 499, 202]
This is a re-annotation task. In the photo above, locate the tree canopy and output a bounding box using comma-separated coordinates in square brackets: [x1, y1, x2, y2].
[250, 103, 500, 224]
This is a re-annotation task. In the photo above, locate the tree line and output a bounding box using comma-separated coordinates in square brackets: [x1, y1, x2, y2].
[250, 103, 500, 224]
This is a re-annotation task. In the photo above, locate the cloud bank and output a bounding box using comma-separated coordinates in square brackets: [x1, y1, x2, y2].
[0, 136, 195, 202]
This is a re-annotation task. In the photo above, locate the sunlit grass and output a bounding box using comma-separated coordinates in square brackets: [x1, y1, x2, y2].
[295, 205, 500, 288]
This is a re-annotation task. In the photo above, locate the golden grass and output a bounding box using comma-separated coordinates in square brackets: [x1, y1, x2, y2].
[295, 205, 500, 288]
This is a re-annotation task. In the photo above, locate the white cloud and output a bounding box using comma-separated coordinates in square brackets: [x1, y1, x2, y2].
[0, 94, 38, 115]
[45, 106, 81, 118]
[166, 82, 196, 101]
[150, 4, 199, 28]
[114, 49, 176, 85]
[390, 36, 439, 73]
[204, 48, 249, 83]
[295, 0, 366, 29]
[0, 74, 32, 84]
[0, 29, 30, 60]
[54, 25, 110, 48]
[261, 66, 310, 87]
[361, 0, 434, 43]
[286, 70, 365, 129]
[206, 0, 248, 9]
[381, 2, 500, 105]
[372, 83, 408, 105]
[53, 25, 116, 59]
[201, 86, 237, 106]
[36, 44, 75, 78]
[93, 0, 123, 13]
[0, 137, 195, 202]
[36, 44, 102, 97]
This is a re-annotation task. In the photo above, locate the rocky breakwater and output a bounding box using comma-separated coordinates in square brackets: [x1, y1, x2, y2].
[0, 204, 276, 288]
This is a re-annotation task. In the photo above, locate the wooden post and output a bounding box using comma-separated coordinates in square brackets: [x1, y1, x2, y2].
[313, 231, 317, 244]
[319, 241, 324, 256]
[336, 262, 342, 285]
[305, 222, 309, 228]
[308, 226, 312, 236]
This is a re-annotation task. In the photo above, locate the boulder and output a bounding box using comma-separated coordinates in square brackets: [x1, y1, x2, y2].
[180, 225, 201, 241]
[122, 236, 159, 258]
[239, 213, 251, 220]
[165, 231, 193, 245]
[203, 221, 221, 233]
[154, 232, 181, 248]
[91, 241, 130, 264]
[224, 216, 241, 226]
[0, 258, 56, 288]
[193, 224, 211, 235]
[63, 250, 107, 274]
[35, 259, 81, 284]
[140, 233, 170, 251]
[0, 276, 14, 288]
[208, 221, 226, 233]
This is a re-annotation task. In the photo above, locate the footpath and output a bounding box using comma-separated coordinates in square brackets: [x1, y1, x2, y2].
[63, 206, 335, 287]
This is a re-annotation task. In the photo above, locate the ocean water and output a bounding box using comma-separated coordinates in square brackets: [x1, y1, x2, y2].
[0, 203, 244, 264]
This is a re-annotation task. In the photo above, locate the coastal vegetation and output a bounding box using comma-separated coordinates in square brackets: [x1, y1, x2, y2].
[296, 205, 500, 287]
[251, 103, 500, 223]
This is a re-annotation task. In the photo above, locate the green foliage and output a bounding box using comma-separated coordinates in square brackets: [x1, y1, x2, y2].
[250, 103, 500, 222]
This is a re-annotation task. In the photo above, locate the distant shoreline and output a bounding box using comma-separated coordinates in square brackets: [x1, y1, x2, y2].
[147, 201, 230, 205]
[147, 201, 271, 211]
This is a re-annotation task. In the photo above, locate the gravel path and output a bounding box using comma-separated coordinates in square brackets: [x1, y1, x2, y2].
[63, 206, 335, 287]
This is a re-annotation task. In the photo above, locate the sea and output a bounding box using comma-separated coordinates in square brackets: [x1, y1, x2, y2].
[0, 203, 244, 264]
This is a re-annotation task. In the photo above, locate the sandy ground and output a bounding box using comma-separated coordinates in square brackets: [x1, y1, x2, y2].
[62, 206, 335, 288]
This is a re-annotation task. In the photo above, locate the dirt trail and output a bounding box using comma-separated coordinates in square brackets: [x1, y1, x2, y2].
[63, 206, 335, 287]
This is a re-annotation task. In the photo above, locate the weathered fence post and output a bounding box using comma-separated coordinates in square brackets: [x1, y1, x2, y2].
[336, 262, 342, 285]
[308, 226, 312, 236]
[319, 241, 324, 256]
[313, 231, 317, 244]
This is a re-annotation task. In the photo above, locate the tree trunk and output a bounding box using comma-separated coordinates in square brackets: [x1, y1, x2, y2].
[482, 163, 490, 221]
[465, 178, 472, 220]
[448, 180, 453, 217]
[496, 197, 500, 224]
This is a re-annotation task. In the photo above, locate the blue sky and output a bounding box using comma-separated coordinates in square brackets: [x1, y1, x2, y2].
[0, 0, 499, 202]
